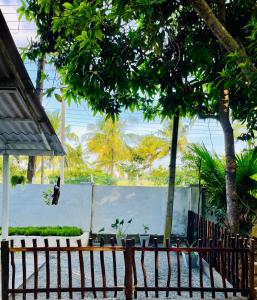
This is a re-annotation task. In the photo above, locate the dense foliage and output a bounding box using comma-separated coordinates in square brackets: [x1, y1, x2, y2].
[16, 0, 257, 232]
[18, 1, 257, 137]
[188, 145, 257, 235]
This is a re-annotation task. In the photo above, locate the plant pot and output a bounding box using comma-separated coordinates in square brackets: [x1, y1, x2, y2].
[92, 240, 100, 246]
[116, 234, 127, 245]
[139, 234, 150, 247]
[182, 252, 199, 268]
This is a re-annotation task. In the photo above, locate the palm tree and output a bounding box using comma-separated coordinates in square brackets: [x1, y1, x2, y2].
[189, 144, 257, 235]
[48, 111, 79, 143]
[133, 135, 167, 170]
[158, 119, 191, 154]
[85, 118, 130, 176]
[46, 111, 79, 172]
[65, 143, 87, 171]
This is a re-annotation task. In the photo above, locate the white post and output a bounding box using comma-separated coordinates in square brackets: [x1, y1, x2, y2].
[60, 98, 65, 184]
[2, 154, 9, 240]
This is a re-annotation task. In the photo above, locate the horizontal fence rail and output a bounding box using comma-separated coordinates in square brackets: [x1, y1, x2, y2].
[1, 237, 255, 299]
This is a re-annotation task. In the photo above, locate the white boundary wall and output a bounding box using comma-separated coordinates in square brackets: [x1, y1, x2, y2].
[0, 184, 200, 236]
[92, 185, 200, 236]
[0, 184, 92, 231]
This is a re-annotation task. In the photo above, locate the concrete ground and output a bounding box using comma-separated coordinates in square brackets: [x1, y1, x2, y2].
[0, 233, 90, 299]
[8, 232, 89, 247]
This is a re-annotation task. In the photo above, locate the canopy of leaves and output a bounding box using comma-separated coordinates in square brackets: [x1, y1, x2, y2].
[19, 1, 257, 139]
[15, 1, 213, 118]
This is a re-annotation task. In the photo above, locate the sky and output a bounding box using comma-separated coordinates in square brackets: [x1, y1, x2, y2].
[0, 0, 247, 166]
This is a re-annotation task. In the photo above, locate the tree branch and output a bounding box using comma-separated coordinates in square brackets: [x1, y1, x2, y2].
[190, 0, 255, 82]
[190, 0, 244, 53]
[198, 113, 219, 120]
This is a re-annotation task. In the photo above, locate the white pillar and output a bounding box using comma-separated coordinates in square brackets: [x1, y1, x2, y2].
[2, 154, 9, 240]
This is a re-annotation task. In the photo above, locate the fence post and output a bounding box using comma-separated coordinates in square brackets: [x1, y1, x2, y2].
[125, 239, 133, 300]
[1, 240, 9, 300]
[249, 239, 255, 300]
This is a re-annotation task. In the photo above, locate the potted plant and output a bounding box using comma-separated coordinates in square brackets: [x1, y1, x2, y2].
[111, 218, 132, 245]
[92, 227, 105, 246]
[11, 175, 26, 187]
[139, 224, 150, 246]
[42, 187, 53, 205]
[182, 241, 199, 268]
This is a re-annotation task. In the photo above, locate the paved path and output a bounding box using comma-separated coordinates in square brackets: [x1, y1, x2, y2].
[0, 234, 89, 298]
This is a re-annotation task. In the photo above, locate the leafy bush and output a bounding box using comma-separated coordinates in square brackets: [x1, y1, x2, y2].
[65, 175, 91, 184]
[48, 169, 116, 185]
[93, 173, 117, 185]
[189, 145, 257, 235]
[11, 175, 26, 187]
[251, 223, 257, 237]
[147, 166, 168, 186]
[2, 226, 82, 236]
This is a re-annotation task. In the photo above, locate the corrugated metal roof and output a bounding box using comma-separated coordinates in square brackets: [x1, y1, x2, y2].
[0, 10, 65, 156]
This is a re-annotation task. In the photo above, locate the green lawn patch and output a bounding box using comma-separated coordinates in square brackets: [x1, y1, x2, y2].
[0, 226, 83, 236]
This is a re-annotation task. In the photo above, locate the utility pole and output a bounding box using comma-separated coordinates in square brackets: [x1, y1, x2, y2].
[60, 97, 65, 184]
[38, 58, 45, 184]
[27, 57, 45, 183]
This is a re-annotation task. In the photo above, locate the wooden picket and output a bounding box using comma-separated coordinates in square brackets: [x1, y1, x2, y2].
[1, 236, 255, 299]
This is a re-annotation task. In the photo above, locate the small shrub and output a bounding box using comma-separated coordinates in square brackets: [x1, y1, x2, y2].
[1, 226, 82, 236]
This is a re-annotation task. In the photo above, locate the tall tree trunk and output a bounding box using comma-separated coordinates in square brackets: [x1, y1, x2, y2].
[219, 90, 239, 233]
[163, 111, 180, 241]
[190, 0, 255, 81]
[27, 57, 45, 183]
[219, 0, 239, 233]
[27, 157, 36, 183]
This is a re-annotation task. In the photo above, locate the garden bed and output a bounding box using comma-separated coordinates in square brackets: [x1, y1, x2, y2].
[1, 226, 82, 236]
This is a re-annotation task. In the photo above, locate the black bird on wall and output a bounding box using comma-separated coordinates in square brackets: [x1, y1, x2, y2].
[52, 176, 61, 205]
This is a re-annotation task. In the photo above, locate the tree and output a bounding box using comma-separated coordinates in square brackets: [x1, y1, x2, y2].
[119, 151, 149, 182]
[48, 111, 78, 143]
[148, 166, 169, 186]
[159, 118, 190, 154]
[189, 144, 257, 235]
[134, 135, 167, 170]
[64, 143, 88, 179]
[191, 0, 256, 81]
[18, 0, 257, 234]
[47, 111, 78, 172]
[86, 118, 129, 176]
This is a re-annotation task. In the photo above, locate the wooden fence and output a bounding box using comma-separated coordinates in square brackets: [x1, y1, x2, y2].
[187, 210, 227, 246]
[1, 237, 255, 300]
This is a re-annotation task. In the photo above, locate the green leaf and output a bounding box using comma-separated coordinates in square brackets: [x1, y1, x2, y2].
[54, 94, 63, 102]
[95, 29, 103, 41]
[44, 88, 55, 97]
[63, 2, 73, 10]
